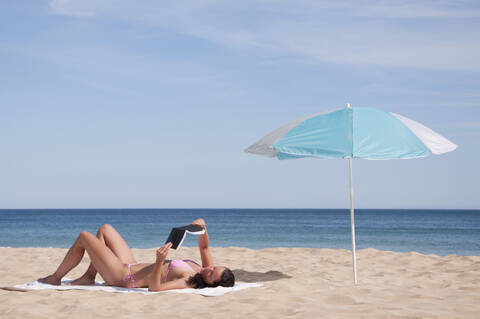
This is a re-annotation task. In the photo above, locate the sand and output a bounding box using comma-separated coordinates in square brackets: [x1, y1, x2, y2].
[1, 246, 479, 319]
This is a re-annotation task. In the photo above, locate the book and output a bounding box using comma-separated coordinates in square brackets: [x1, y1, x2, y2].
[165, 224, 206, 249]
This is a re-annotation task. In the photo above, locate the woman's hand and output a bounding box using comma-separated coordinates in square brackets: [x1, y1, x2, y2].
[150, 242, 176, 291]
[190, 218, 206, 230]
[156, 242, 172, 262]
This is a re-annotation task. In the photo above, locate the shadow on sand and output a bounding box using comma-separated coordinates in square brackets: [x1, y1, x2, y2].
[232, 269, 292, 283]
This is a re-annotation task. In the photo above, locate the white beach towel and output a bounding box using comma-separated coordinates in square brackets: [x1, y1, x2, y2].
[5, 279, 262, 297]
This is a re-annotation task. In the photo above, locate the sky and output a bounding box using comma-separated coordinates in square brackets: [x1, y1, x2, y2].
[1, 0, 479, 209]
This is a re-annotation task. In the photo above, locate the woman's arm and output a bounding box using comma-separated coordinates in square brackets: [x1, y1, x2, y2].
[149, 278, 190, 292]
[190, 218, 214, 268]
[148, 242, 194, 292]
[149, 242, 173, 291]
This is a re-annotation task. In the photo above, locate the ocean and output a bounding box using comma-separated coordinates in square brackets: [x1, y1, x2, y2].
[0, 209, 479, 256]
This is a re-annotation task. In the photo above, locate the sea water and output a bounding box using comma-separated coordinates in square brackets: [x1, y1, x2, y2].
[0, 209, 479, 256]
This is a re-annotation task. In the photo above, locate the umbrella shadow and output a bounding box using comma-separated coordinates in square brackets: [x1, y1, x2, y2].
[232, 269, 292, 283]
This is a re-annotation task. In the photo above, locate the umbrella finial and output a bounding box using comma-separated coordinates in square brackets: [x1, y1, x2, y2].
[346, 103, 351, 108]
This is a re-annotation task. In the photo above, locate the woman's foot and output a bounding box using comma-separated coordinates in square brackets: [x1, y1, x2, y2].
[38, 274, 61, 285]
[66, 274, 96, 286]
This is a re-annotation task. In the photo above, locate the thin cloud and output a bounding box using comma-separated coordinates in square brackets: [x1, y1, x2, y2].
[49, 0, 480, 19]
[49, 0, 97, 17]
[47, 1, 480, 71]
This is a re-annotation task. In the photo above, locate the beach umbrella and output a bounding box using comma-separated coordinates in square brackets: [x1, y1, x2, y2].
[244, 104, 457, 284]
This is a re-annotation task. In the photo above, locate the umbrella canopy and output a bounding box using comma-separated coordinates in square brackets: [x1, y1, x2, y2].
[245, 106, 457, 160]
[245, 105, 457, 284]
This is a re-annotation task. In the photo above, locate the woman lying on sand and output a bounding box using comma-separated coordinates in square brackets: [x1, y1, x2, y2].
[38, 218, 235, 291]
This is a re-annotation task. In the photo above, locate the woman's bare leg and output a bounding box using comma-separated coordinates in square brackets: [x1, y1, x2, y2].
[38, 229, 127, 286]
[68, 224, 136, 285]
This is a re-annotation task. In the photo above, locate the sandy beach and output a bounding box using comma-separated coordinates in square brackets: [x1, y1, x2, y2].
[1, 246, 479, 318]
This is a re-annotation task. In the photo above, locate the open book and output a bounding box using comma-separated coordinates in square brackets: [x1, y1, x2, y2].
[165, 224, 206, 249]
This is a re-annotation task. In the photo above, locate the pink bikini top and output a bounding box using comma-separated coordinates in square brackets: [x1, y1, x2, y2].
[164, 259, 198, 283]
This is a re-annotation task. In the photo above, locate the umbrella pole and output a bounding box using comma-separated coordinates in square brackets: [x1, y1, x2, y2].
[348, 157, 358, 285]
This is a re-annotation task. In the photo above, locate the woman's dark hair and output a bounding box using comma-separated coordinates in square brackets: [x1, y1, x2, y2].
[187, 268, 235, 289]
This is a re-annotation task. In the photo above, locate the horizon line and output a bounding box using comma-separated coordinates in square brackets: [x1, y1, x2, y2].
[0, 208, 478, 211]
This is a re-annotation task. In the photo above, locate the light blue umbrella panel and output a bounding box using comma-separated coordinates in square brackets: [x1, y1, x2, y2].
[245, 104, 457, 284]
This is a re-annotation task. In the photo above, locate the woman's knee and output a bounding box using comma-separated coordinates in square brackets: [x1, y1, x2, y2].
[78, 231, 94, 244]
[98, 224, 114, 235]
